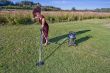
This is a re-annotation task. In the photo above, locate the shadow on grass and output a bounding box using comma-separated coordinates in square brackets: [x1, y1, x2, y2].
[76, 36, 92, 45]
[44, 30, 91, 61]
[49, 34, 68, 44]
[49, 30, 91, 43]
[44, 39, 66, 61]
[76, 30, 91, 35]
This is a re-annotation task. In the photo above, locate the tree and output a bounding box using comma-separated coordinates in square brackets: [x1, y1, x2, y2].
[95, 8, 110, 12]
[34, 2, 42, 7]
[14, 0, 34, 6]
[21, 1, 34, 6]
[71, 7, 76, 11]
[0, 0, 14, 6]
[0, 0, 8, 2]
[42, 6, 61, 11]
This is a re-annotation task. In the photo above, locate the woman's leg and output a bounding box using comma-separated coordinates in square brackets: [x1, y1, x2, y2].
[42, 31, 46, 44]
[43, 26, 49, 45]
[45, 37, 48, 45]
[43, 31, 48, 45]
[42, 33, 48, 45]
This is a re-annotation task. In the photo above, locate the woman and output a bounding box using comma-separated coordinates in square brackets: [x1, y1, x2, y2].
[32, 6, 49, 46]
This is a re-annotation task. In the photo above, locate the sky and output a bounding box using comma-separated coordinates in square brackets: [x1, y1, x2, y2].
[12, 0, 110, 10]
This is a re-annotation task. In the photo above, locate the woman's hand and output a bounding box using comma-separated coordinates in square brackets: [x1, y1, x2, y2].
[32, 18, 35, 21]
[32, 17, 38, 22]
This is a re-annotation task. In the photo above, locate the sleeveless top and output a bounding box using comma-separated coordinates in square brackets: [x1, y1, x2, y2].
[38, 15, 49, 38]
[38, 15, 48, 27]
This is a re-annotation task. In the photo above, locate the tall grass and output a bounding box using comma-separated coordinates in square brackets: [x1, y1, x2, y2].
[1, 10, 110, 25]
[0, 10, 33, 25]
[44, 11, 110, 22]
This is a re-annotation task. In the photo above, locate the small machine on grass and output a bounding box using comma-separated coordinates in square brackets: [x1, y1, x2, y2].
[68, 31, 76, 46]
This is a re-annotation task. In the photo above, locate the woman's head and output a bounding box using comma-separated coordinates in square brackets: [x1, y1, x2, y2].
[33, 6, 41, 18]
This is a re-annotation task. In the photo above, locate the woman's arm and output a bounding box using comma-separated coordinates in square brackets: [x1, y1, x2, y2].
[32, 16, 37, 21]
[41, 18, 45, 28]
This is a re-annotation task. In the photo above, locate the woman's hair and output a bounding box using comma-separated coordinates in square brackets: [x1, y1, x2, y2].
[33, 6, 41, 17]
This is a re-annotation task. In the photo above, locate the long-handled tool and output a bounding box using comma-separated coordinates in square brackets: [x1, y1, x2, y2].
[36, 29, 44, 66]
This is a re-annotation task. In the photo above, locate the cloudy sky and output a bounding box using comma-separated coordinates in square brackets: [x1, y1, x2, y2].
[12, 0, 110, 10]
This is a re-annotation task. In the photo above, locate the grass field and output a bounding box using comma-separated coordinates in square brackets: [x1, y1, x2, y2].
[0, 19, 110, 73]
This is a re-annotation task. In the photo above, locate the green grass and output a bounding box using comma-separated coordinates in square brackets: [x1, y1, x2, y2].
[0, 19, 110, 73]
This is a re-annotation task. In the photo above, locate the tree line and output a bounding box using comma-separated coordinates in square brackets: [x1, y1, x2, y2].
[0, 0, 110, 12]
[0, 0, 61, 11]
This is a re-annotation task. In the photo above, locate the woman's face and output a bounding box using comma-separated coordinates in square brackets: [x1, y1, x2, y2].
[35, 13, 41, 18]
